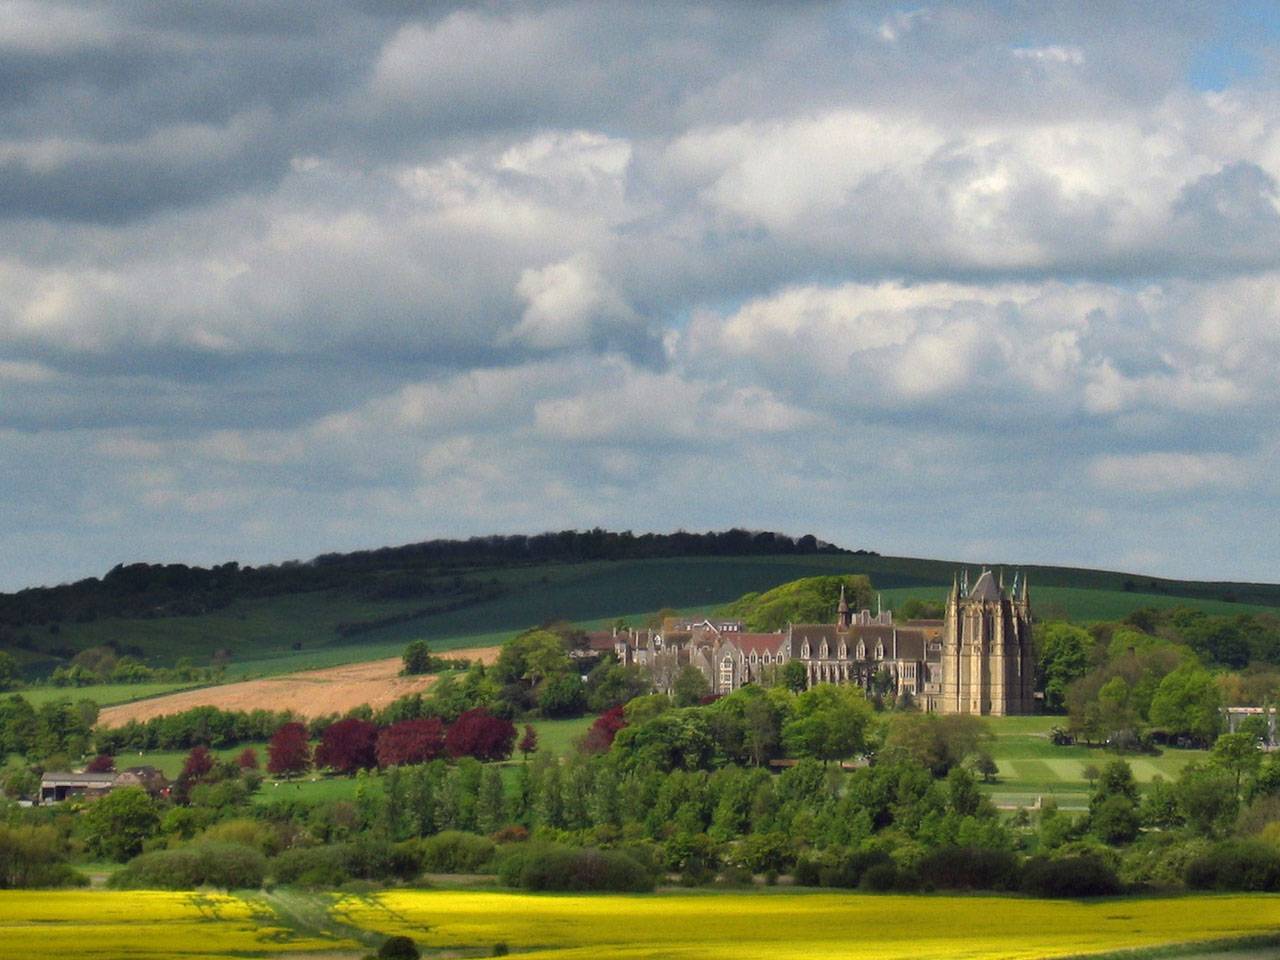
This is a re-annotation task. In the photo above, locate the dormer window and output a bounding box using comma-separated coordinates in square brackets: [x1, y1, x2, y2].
[856, 641, 865, 659]
[801, 642, 810, 658]
[839, 644, 847, 659]
[750, 651, 758, 664]
[820, 642, 828, 658]
[875, 642, 884, 659]
[764, 652, 772, 665]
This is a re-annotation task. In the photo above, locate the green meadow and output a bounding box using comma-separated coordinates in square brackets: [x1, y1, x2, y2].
[980, 715, 1209, 810]
[15, 551, 1280, 684]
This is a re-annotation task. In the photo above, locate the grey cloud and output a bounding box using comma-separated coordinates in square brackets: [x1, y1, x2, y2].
[2, 1, 1280, 590]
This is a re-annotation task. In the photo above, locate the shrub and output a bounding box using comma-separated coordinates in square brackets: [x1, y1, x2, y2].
[1185, 840, 1280, 891]
[417, 831, 495, 874]
[916, 845, 1020, 891]
[792, 857, 819, 886]
[1021, 855, 1122, 898]
[859, 862, 899, 892]
[109, 843, 265, 890]
[0, 824, 84, 889]
[273, 846, 349, 887]
[378, 934, 421, 959]
[515, 846, 654, 892]
[811, 848, 891, 888]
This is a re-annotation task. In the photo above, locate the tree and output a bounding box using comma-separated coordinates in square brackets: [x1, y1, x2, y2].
[1036, 622, 1095, 712]
[580, 706, 627, 754]
[495, 629, 569, 686]
[538, 673, 586, 718]
[1211, 731, 1262, 798]
[181, 745, 215, 780]
[314, 717, 379, 775]
[518, 724, 538, 760]
[0, 651, 19, 691]
[885, 712, 990, 777]
[81, 786, 159, 862]
[85, 754, 116, 773]
[781, 660, 808, 693]
[402, 640, 434, 676]
[236, 747, 259, 771]
[1149, 662, 1223, 743]
[267, 722, 312, 779]
[376, 717, 446, 768]
[445, 709, 516, 762]
[672, 665, 711, 707]
[782, 684, 875, 764]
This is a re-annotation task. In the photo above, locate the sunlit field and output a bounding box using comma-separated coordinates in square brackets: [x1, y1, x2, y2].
[333, 890, 1280, 960]
[0, 890, 359, 960]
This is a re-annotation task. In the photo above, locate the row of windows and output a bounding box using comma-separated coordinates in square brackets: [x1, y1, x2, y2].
[798, 641, 884, 659]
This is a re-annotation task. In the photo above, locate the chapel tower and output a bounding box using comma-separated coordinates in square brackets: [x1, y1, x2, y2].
[937, 569, 1035, 715]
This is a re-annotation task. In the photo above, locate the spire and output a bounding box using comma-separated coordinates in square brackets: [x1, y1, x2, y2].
[837, 585, 851, 630]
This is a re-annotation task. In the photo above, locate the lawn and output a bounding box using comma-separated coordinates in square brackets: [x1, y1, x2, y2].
[981, 715, 1209, 810]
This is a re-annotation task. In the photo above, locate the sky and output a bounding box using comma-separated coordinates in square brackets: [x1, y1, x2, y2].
[2, 1, 1280, 591]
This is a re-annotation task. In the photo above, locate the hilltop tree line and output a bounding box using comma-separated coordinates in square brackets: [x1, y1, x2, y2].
[0, 529, 854, 639]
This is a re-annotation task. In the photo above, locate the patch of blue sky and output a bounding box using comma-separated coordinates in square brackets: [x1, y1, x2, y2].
[1187, 0, 1277, 91]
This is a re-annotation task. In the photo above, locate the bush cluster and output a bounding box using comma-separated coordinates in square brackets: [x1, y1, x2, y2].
[497, 844, 654, 892]
[108, 843, 265, 890]
[1185, 840, 1280, 891]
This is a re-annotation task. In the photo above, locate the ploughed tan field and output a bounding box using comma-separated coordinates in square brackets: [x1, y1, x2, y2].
[96, 646, 500, 726]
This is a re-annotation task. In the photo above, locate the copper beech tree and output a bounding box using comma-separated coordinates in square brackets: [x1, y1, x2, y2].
[266, 722, 312, 778]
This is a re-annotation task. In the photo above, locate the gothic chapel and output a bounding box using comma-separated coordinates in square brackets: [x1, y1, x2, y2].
[613, 568, 1037, 716]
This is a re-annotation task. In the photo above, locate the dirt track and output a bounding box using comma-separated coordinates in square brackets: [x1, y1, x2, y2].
[97, 646, 501, 726]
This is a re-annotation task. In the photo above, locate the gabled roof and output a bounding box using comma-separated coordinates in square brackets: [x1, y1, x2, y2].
[969, 569, 1003, 602]
[727, 633, 788, 656]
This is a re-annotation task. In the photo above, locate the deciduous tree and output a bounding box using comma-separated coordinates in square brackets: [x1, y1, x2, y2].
[445, 708, 516, 762]
[81, 786, 159, 862]
[266, 722, 312, 779]
[376, 717, 446, 768]
[315, 717, 379, 775]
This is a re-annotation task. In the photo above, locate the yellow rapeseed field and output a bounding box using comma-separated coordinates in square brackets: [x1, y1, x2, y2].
[0, 890, 358, 960]
[333, 890, 1280, 960]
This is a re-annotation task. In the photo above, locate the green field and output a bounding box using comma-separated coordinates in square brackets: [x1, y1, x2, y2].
[17, 681, 203, 708]
[980, 715, 1208, 810]
[12, 550, 1279, 682]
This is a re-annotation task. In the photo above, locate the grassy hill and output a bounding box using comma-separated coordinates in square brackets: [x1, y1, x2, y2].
[4, 535, 1279, 681]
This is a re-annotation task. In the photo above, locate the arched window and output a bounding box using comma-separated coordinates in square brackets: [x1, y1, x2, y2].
[838, 643, 847, 659]
[856, 641, 865, 659]
[820, 642, 828, 658]
[875, 642, 884, 659]
[801, 642, 810, 658]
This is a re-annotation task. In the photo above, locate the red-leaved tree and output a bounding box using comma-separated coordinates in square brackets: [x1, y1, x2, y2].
[376, 717, 446, 768]
[314, 717, 379, 775]
[236, 747, 259, 771]
[267, 722, 312, 779]
[181, 744, 215, 779]
[518, 723, 538, 760]
[445, 708, 516, 762]
[579, 705, 627, 754]
[85, 753, 116, 773]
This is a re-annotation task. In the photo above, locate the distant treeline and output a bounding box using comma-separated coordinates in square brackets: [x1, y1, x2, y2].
[0, 529, 857, 631]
